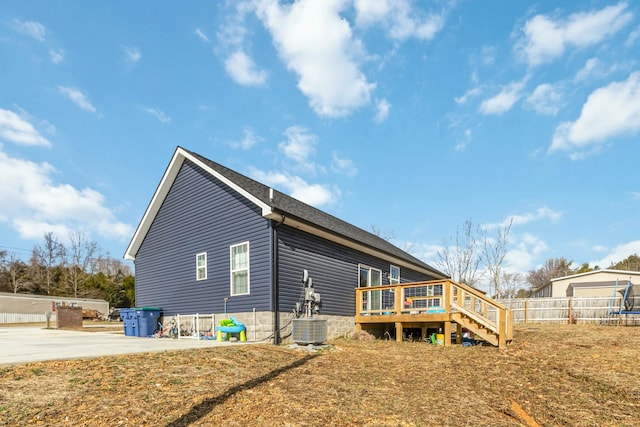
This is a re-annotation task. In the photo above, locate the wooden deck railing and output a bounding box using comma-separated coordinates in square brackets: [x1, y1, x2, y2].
[355, 279, 513, 347]
[355, 281, 449, 317]
[449, 281, 513, 345]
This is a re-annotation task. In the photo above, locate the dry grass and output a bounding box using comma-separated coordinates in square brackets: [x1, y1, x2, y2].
[1, 324, 639, 426]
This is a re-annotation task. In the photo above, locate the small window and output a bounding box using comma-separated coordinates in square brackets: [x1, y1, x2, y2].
[230, 242, 250, 295]
[390, 265, 400, 284]
[196, 252, 207, 281]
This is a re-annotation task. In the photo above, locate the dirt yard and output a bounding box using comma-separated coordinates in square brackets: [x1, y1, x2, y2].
[1, 324, 639, 426]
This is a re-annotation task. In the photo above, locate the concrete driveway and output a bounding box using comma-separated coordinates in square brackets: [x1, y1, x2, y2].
[0, 326, 257, 365]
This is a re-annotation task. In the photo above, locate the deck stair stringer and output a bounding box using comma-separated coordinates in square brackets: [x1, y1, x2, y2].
[451, 312, 499, 347]
[448, 280, 513, 349]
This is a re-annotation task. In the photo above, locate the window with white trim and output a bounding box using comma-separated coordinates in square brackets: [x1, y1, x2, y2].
[359, 264, 382, 288]
[359, 264, 383, 312]
[390, 265, 400, 284]
[196, 252, 207, 281]
[230, 242, 250, 295]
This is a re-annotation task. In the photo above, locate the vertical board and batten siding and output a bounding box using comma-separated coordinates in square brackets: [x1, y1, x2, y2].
[277, 226, 437, 316]
[135, 160, 272, 315]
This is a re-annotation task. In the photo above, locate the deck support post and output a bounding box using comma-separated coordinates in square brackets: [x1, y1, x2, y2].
[395, 322, 403, 342]
[444, 321, 451, 346]
[456, 323, 462, 344]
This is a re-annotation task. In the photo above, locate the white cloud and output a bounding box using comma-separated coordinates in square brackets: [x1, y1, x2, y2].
[454, 128, 472, 152]
[331, 151, 357, 177]
[217, 1, 254, 47]
[631, 192, 640, 201]
[49, 48, 64, 64]
[231, 127, 263, 150]
[486, 207, 563, 230]
[194, 28, 210, 43]
[510, 207, 563, 226]
[12, 19, 47, 42]
[574, 58, 602, 82]
[224, 50, 268, 86]
[0, 108, 51, 147]
[142, 107, 171, 123]
[480, 45, 497, 67]
[256, 0, 375, 117]
[550, 71, 640, 157]
[374, 99, 390, 122]
[249, 168, 338, 207]
[122, 45, 141, 64]
[0, 149, 132, 242]
[518, 2, 633, 67]
[279, 125, 317, 165]
[354, 0, 444, 41]
[526, 83, 562, 115]
[479, 81, 525, 115]
[591, 240, 640, 269]
[455, 86, 482, 105]
[57, 86, 97, 113]
[217, 2, 266, 86]
[505, 233, 549, 273]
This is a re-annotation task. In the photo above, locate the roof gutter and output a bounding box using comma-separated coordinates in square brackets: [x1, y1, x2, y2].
[263, 211, 447, 280]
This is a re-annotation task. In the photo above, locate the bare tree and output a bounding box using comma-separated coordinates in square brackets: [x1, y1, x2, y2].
[93, 255, 132, 277]
[67, 231, 99, 298]
[6, 253, 28, 294]
[436, 219, 483, 287]
[35, 232, 66, 295]
[526, 257, 574, 291]
[369, 224, 396, 242]
[482, 219, 513, 298]
[500, 271, 526, 299]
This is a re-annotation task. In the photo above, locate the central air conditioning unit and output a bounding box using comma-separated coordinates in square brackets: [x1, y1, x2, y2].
[292, 318, 327, 345]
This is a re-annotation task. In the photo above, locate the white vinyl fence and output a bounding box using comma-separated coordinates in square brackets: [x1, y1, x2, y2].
[0, 313, 56, 324]
[498, 297, 640, 325]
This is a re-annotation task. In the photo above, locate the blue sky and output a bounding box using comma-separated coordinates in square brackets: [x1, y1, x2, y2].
[1, 1, 639, 286]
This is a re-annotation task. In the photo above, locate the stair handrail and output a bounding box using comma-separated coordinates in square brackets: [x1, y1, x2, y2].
[448, 280, 512, 343]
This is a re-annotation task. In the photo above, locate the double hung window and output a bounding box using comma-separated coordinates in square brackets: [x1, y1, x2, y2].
[196, 252, 207, 281]
[230, 242, 250, 295]
[390, 265, 400, 284]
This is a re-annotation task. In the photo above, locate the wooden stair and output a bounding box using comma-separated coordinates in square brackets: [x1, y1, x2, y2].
[449, 281, 513, 349]
[451, 312, 499, 347]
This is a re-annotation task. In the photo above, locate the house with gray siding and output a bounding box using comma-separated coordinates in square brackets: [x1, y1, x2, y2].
[124, 147, 447, 342]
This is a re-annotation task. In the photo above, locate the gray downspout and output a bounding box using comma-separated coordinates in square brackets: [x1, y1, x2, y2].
[272, 214, 285, 345]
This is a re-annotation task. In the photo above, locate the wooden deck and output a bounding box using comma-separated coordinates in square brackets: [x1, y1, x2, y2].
[355, 279, 513, 349]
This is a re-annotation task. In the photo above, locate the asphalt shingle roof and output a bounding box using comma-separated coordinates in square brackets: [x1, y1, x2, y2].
[184, 147, 445, 278]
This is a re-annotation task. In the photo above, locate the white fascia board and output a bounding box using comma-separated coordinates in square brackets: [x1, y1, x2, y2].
[550, 269, 640, 283]
[184, 149, 272, 217]
[265, 212, 446, 279]
[124, 148, 272, 261]
[124, 149, 185, 260]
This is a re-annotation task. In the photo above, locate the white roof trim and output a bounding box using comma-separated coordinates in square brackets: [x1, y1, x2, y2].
[550, 269, 640, 282]
[124, 147, 272, 260]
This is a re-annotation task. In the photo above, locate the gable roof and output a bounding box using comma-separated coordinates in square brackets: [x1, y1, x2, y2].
[550, 269, 640, 283]
[125, 147, 447, 279]
[534, 269, 640, 293]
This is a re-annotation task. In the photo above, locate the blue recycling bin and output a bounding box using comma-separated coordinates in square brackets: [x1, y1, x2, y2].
[136, 307, 162, 337]
[120, 308, 137, 337]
